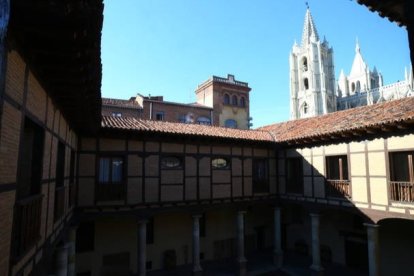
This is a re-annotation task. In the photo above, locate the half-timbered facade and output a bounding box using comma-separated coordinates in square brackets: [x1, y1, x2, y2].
[1, 1, 414, 276]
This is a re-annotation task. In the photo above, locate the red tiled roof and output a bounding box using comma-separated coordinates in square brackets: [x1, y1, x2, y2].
[259, 97, 414, 143]
[101, 116, 275, 142]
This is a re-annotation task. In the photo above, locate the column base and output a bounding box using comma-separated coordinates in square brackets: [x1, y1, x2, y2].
[237, 259, 247, 276]
[273, 251, 283, 269]
[310, 265, 324, 276]
[192, 268, 203, 276]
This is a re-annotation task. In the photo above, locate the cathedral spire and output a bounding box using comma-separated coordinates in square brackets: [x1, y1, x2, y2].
[301, 8, 319, 46]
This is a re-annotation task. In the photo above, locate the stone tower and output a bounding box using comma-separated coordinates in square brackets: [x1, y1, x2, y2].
[290, 8, 336, 120]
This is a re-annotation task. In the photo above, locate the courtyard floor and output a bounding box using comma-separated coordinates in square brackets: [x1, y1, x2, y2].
[147, 249, 368, 276]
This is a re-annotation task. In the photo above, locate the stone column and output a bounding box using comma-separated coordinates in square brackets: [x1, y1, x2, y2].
[55, 244, 69, 276]
[273, 207, 283, 268]
[364, 223, 380, 276]
[237, 211, 247, 276]
[310, 213, 323, 275]
[138, 220, 148, 276]
[192, 215, 203, 276]
[67, 226, 77, 276]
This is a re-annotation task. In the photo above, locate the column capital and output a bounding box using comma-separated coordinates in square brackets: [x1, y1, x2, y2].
[363, 223, 379, 229]
[310, 213, 321, 218]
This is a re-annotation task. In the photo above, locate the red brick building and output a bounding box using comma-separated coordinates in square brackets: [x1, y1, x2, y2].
[102, 74, 252, 129]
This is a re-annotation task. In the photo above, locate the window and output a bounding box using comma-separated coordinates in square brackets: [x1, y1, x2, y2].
[161, 156, 182, 169]
[389, 152, 414, 202]
[211, 158, 230, 169]
[199, 214, 206, 237]
[326, 155, 348, 180]
[147, 218, 154, 244]
[112, 112, 122, 117]
[325, 155, 350, 198]
[56, 141, 66, 188]
[302, 57, 308, 71]
[76, 221, 95, 253]
[232, 95, 238, 106]
[54, 141, 66, 221]
[197, 116, 211, 125]
[356, 81, 361, 92]
[155, 112, 164, 121]
[99, 157, 124, 184]
[304, 78, 309, 90]
[17, 118, 45, 199]
[303, 102, 308, 114]
[253, 159, 269, 193]
[224, 119, 237, 129]
[351, 82, 355, 92]
[69, 149, 76, 184]
[223, 94, 230, 105]
[286, 157, 303, 194]
[97, 156, 125, 201]
[14, 118, 44, 259]
[240, 97, 246, 107]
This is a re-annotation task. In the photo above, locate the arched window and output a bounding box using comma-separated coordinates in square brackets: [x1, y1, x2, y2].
[240, 97, 246, 107]
[225, 119, 237, 129]
[197, 116, 211, 125]
[304, 78, 309, 90]
[356, 81, 361, 92]
[223, 94, 230, 105]
[351, 82, 355, 92]
[302, 57, 308, 71]
[232, 95, 238, 106]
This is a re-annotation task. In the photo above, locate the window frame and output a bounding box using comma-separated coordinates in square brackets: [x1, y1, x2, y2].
[155, 112, 164, 121]
[325, 155, 349, 181]
[211, 157, 230, 170]
[161, 156, 183, 170]
[253, 158, 269, 193]
[98, 156, 125, 185]
[224, 119, 237, 129]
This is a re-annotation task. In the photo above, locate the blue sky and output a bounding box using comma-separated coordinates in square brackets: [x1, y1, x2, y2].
[101, 0, 410, 128]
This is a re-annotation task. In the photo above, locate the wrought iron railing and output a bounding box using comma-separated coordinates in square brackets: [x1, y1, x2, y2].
[390, 181, 414, 203]
[12, 194, 42, 260]
[326, 179, 351, 198]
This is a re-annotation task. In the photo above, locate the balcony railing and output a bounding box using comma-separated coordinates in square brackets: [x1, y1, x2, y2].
[54, 186, 65, 221]
[326, 179, 351, 198]
[96, 183, 125, 201]
[390, 181, 414, 203]
[12, 194, 42, 260]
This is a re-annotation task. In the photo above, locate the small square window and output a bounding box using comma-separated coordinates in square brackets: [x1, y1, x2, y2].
[155, 112, 164, 121]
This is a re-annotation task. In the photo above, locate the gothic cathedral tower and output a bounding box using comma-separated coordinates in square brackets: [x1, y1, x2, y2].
[290, 8, 336, 120]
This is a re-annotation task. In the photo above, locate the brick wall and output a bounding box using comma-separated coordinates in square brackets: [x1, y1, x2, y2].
[0, 49, 79, 276]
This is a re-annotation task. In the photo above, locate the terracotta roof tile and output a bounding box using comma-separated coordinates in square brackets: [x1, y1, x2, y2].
[102, 116, 275, 142]
[259, 97, 414, 142]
